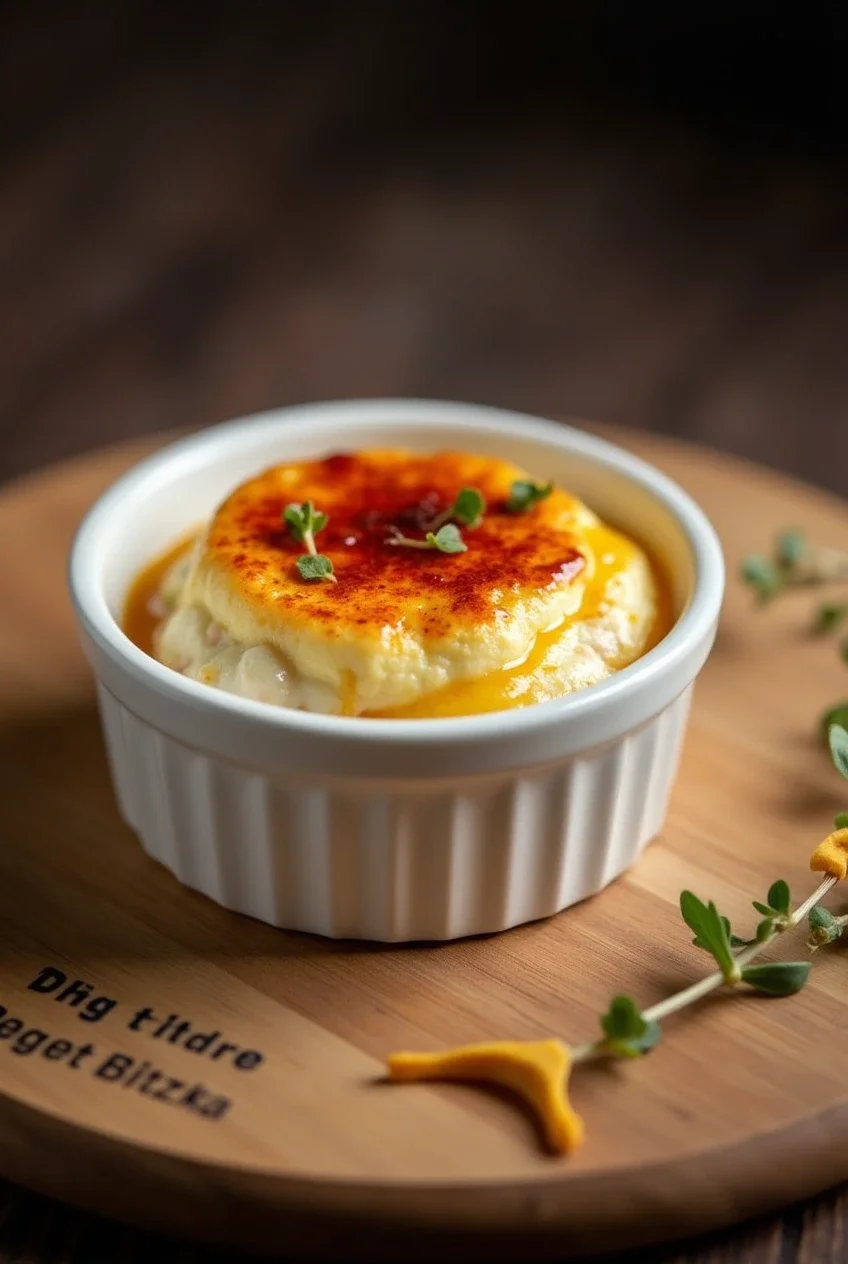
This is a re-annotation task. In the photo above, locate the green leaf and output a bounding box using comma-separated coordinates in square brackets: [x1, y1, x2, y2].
[807, 906, 844, 948]
[820, 703, 848, 744]
[829, 724, 848, 781]
[296, 554, 335, 581]
[505, 479, 554, 514]
[740, 962, 811, 997]
[766, 880, 790, 915]
[691, 913, 734, 952]
[427, 524, 467, 554]
[775, 528, 806, 567]
[730, 933, 754, 947]
[808, 906, 844, 947]
[740, 554, 783, 602]
[679, 891, 737, 977]
[835, 811, 848, 829]
[814, 603, 848, 634]
[599, 996, 661, 1058]
[284, 501, 328, 541]
[752, 901, 773, 917]
[603, 1024, 663, 1059]
[283, 503, 306, 541]
[755, 918, 775, 943]
[600, 996, 644, 1041]
[452, 487, 486, 528]
[808, 906, 836, 931]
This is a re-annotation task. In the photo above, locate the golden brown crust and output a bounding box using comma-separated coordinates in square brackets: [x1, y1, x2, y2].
[201, 449, 588, 643]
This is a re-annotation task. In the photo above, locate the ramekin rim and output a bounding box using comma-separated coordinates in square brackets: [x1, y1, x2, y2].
[68, 397, 725, 746]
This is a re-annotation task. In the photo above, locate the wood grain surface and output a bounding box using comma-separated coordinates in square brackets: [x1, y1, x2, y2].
[0, 429, 846, 1262]
[2, 3, 848, 1260]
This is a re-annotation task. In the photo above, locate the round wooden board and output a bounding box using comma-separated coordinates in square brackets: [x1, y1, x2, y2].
[0, 426, 847, 1261]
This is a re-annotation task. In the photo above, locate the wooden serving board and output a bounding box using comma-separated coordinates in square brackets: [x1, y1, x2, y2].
[0, 427, 847, 1261]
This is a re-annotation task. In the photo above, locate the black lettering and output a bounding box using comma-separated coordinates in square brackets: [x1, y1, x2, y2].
[166, 1020, 192, 1044]
[95, 1051, 130, 1080]
[154, 1076, 185, 1102]
[185, 1029, 220, 1053]
[0, 1018, 22, 1039]
[43, 1039, 72, 1061]
[12, 1029, 48, 1056]
[80, 996, 117, 1024]
[124, 1060, 151, 1088]
[181, 1084, 209, 1110]
[201, 1096, 230, 1120]
[140, 1071, 163, 1095]
[56, 979, 93, 1008]
[28, 966, 66, 995]
[69, 1042, 95, 1069]
[234, 1049, 263, 1071]
[128, 1006, 156, 1032]
[210, 1042, 238, 1062]
[154, 1014, 178, 1038]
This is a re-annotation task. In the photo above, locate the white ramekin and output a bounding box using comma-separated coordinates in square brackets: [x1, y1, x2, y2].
[68, 400, 724, 942]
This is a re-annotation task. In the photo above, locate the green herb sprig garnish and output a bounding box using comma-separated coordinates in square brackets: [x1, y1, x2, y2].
[814, 603, 848, 635]
[385, 486, 484, 554]
[431, 487, 486, 530]
[386, 726, 848, 1155]
[580, 726, 847, 1031]
[742, 526, 848, 744]
[283, 501, 337, 583]
[387, 523, 467, 554]
[505, 479, 553, 513]
[741, 527, 848, 605]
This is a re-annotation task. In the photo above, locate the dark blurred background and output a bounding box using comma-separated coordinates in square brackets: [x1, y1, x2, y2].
[1, 6, 847, 1258]
[2, 0, 848, 493]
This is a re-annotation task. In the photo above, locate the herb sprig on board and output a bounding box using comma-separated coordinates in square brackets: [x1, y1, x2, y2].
[741, 527, 848, 746]
[386, 727, 848, 1156]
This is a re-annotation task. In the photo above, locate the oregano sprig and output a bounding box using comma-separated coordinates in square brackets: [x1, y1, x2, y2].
[597, 996, 661, 1059]
[385, 486, 484, 555]
[386, 723, 848, 1154]
[283, 501, 337, 583]
[429, 486, 486, 531]
[742, 526, 848, 748]
[386, 523, 468, 554]
[505, 478, 553, 514]
[566, 876, 826, 1064]
[741, 527, 848, 605]
[569, 725, 848, 1065]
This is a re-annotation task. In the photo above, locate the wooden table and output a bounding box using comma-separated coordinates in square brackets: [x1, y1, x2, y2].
[1, 4, 847, 1260]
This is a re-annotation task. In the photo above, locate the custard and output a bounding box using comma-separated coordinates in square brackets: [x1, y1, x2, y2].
[124, 449, 672, 717]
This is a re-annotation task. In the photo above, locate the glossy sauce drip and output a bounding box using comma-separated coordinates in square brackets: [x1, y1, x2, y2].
[123, 525, 674, 719]
[368, 525, 673, 717]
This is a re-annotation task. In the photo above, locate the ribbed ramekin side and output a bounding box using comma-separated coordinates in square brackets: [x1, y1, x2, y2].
[94, 684, 693, 942]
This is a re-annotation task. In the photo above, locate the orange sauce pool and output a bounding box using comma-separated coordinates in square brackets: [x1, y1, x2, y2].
[124, 525, 675, 719]
[124, 533, 198, 661]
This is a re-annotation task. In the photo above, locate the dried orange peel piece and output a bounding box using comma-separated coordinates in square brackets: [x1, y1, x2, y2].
[387, 1038, 584, 1154]
[810, 827, 848, 880]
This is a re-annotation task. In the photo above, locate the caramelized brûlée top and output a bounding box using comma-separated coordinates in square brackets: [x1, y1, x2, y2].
[124, 449, 672, 717]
